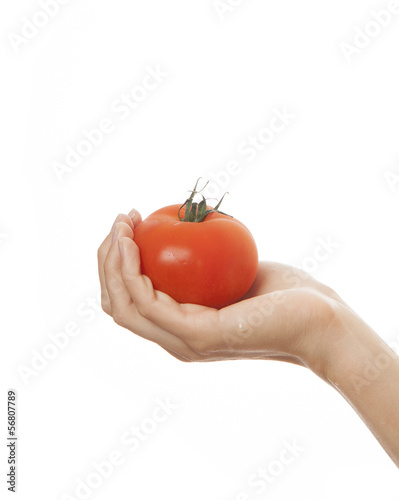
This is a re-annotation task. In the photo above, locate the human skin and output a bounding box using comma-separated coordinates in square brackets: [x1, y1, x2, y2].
[98, 210, 399, 467]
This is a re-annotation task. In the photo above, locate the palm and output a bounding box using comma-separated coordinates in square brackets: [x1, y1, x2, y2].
[139, 261, 342, 365]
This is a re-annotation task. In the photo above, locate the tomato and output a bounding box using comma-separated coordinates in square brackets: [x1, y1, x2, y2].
[133, 181, 258, 309]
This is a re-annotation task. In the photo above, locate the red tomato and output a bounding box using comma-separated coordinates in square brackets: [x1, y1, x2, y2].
[133, 184, 258, 309]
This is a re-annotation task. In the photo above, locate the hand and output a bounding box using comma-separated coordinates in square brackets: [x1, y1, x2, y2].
[98, 209, 399, 466]
[97, 209, 343, 377]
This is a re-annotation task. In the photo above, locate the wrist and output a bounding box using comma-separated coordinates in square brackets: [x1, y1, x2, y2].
[317, 301, 396, 392]
[315, 301, 399, 466]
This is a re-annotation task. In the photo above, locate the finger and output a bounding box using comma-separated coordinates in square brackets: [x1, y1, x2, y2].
[241, 262, 312, 298]
[116, 236, 267, 355]
[128, 208, 142, 228]
[103, 222, 134, 316]
[101, 231, 204, 359]
[98, 213, 139, 314]
[118, 236, 328, 358]
[116, 234, 255, 353]
[118, 236, 218, 343]
[247, 261, 343, 300]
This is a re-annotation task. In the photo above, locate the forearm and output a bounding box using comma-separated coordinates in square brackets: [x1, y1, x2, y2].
[322, 304, 399, 467]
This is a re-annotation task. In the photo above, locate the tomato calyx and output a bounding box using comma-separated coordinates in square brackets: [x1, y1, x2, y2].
[178, 178, 232, 223]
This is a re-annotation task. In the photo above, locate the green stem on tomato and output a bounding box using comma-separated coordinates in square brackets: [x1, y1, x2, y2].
[178, 178, 232, 223]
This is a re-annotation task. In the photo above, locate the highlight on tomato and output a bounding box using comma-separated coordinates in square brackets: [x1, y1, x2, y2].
[133, 179, 258, 309]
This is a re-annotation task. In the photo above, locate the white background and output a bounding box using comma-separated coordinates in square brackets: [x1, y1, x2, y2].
[1, 0, 399, 499]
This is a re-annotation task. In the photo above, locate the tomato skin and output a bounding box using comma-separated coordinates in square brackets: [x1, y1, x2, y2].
[133, 204, 258, 309]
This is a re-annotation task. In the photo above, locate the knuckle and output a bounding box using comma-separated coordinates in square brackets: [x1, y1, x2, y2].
[108, 276, 126, 294]
[119, 266, 133, 284]
[304, 287, 338, 324]
[101, 299, 111, 316]
[109, 301, 129, 327]
[321, 295, 339, 325]
[321, 284, 343, 303]
[135, 301, 150, 319]
[188, 337, 216, 356]
[134, 292, 155, 319]
[112, 311, 127, 327]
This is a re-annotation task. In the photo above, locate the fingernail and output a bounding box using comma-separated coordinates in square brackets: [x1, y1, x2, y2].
[111, 214, 124, 232]
[128, 208, 136, 219]
[118, 238, 124, 258]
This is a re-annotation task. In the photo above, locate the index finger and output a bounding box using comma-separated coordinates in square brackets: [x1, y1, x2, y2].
[98, 210, 141, 313]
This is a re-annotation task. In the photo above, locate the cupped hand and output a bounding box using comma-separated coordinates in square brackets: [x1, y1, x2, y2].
[97, 210, 344, 376]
